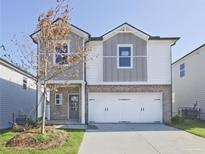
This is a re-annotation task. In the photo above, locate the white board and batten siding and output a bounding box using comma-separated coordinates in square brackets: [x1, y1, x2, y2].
[172, 46, 205, 119]
[88, 92, 163, 123]
[0, 59, 36, 129]
[86, 40, 172, 85]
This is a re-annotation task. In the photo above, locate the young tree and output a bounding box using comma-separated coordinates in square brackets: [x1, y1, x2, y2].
[33, 0, 90, 134]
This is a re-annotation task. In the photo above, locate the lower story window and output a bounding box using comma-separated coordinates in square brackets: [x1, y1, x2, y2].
[55, 93, 63, 105]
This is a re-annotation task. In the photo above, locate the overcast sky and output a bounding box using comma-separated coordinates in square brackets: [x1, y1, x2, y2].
[1, 0, 205, 62]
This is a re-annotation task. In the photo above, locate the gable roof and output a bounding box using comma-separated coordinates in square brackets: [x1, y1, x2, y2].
[172, 44, 205, 65]
[89, 23, 179, 42]
[0, 57, 36, 80]
[30, 18, 91, 44]
[102, 22, 151, 38]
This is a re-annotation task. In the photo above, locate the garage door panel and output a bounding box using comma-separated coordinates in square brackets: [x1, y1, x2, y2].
[88, 93, 162, 123]
[139, 100, 162, 123]
[120, 100, 140, 122]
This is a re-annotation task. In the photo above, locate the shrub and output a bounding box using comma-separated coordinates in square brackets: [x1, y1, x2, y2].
[172, 115, 184, 124]
[25, 117, 43, 129]
[26, 118, 36, 128]
[34, 117, 43, 128]
[33, 134, 54, 143]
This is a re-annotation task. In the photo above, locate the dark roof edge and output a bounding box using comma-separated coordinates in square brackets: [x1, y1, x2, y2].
[149, 36, 180, 40]
[172, 44, 205, 65]
[30, 18, 91, 44]
[89, 37, 103, 41]
[87, 36, 180, 42]
[0, 57, 36, 80]
[70, 24, 91, 37]
[88, 23, 179, 42]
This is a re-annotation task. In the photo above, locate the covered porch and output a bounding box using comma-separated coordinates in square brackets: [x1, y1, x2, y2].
[46, 81, 86, 125]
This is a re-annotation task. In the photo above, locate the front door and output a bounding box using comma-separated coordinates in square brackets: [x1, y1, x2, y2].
[69, 95, 79, 120]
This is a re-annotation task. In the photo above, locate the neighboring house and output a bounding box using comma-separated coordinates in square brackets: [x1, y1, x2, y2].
[31, 21, 179, 124]
[0, 58, 37, 129]
[172, 44, 205, 119]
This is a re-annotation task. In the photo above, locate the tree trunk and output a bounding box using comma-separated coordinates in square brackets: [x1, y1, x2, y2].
[41, 83, 47, 134]
[41, 43, 48, 134]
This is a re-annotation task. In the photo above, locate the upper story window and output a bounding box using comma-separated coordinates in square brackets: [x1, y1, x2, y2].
[117, 44, 133, 69]
[54, 41, 70, 64]
[23, 78, 27, 89]
[179, 63, 185, 78]
[55, 93, 63, 105]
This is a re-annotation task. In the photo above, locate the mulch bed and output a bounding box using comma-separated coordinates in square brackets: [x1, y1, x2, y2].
[6, 127, 68, 150]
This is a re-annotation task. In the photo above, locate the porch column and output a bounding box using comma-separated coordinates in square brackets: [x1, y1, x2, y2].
[81, 82, 85, 124]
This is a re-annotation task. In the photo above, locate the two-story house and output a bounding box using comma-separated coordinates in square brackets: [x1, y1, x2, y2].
[31, 20, 179, 124]
[172, 44, 205, 119]
[0, 58, 37, 129]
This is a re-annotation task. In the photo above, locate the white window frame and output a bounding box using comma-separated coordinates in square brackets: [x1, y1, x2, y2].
[53, 40, 70, 65]
[55, 93, 63, 105]
[117, 44, 133, 69]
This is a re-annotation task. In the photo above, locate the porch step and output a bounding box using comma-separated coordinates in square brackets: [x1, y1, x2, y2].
[54, 124, 87, 130]
[46, 120, 87, 129]
[46, 120, 81, 125]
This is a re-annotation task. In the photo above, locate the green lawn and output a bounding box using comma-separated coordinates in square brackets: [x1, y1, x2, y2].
[0, 129, 84, 154]
[172, 117, 205, 138]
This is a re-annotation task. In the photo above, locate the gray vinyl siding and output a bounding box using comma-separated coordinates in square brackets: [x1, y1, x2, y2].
[39, 32, 84, 81]
[51, 64, 83, 80]
[0, 66, 36, 129]
[103, 33, 147, 82]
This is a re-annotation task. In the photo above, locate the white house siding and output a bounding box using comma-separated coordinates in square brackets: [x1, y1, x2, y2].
[86, 39, 173, 85]
[86, 41, 103, 83]
[0, 62, 36, 129]
[37, 85, 51, 120]
[147, 41, 172, 84]
[172, 46, 205, 119]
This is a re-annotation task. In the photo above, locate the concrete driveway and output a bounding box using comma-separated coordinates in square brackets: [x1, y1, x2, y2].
[78, 124, 205, 154]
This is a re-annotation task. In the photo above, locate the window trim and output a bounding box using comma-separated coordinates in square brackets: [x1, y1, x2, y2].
[179, 63, 185, 78]
[117, 44, 133, 69]
[53, 40, 70, 65]
[55, 93, 63, 105]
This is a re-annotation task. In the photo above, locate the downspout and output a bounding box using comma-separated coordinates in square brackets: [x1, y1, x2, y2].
[84, 38, 89, 124]
[30, 34, 39, 121]
[82, 39, 87, 124]
[36, 79, 38, 120]
[35, 41, 39, 121]
[170, 38, 179, 121]
[170, 44, 173, 121]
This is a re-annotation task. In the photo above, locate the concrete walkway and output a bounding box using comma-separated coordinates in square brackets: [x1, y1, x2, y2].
[78, 124, 205, 154]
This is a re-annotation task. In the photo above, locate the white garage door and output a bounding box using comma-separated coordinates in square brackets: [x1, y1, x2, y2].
[88, 93, 162, 123]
